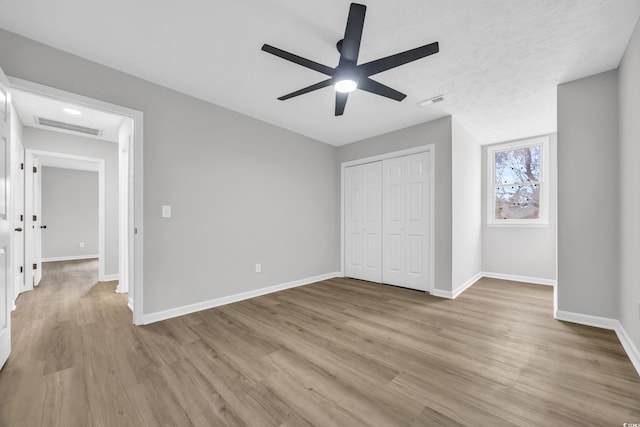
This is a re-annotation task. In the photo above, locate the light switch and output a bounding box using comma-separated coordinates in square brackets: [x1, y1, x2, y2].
[162, 205, 172, 218]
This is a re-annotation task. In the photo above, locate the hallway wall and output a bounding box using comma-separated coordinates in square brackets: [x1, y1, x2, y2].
[41, 167, 98, 260]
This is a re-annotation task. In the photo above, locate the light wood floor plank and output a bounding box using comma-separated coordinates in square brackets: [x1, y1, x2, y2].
[0, 259, 639, 426]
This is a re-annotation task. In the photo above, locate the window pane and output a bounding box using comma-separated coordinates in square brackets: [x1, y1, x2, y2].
[495, 184, 540, 220]
[495, 145, 540, 185]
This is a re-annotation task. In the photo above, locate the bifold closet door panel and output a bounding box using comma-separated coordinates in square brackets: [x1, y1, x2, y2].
[382, 152, 430, 291]
[344, 162, 382, 283]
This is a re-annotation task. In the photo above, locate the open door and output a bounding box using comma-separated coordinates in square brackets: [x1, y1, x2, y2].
[24, 152, 42, 289]
[12, 136, 24, 300]
[0, 65, 13, 369]
[33, 158, 42, 286]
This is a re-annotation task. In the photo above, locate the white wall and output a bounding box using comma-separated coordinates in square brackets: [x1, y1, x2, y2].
[0, 29, 339, 316]
[618, 18, 640, 362]
[451, 119, 482, 291]
[41, 167, 98, 259]
[338, 116, 454, 294]
[481, 134, 557, 282]
[21, 128, 119, 275]
[118, 118, 132, 293]
[557, 70, 619, 319]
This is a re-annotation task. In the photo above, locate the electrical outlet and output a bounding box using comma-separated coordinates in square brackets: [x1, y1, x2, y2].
[255, 263, 261, 273]
[79, 242, 85, 248]
[162, 205, 172, 218]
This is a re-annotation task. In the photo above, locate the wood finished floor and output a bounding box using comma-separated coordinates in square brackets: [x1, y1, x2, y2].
[1, 260, 639, 426]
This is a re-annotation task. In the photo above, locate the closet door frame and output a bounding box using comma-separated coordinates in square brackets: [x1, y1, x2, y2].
[340, 144, 435, 293]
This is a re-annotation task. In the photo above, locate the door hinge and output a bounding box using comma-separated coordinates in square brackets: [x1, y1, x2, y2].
[32, 215, 37, 221]
[32, 263, 37, 270]
[33, 166, 37, 173]
[20, 163, 24, 170]
[20, 266, 23, 273]
[19, 214, 23, 222]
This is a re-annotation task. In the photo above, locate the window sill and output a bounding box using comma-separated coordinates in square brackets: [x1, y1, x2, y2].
[487, 222, 550, 228]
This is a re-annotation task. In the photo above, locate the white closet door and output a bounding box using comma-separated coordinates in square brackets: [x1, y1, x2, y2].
[382, 152, 430, 291]
[345, 162, 382, 282]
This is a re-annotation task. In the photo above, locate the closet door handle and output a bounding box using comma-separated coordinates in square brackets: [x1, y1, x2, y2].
[14, 227, 22, 232]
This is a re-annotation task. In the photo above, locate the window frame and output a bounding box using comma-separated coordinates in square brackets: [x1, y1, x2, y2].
[487, 136, 549, 227]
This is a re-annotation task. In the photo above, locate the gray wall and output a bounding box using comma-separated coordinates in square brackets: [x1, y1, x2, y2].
[481, 134, 557, 281]
[619, 18, 640, 358]
[557, 70, 619, 318]
[451, 119, 482, 290]
[41, 167, 98, 259]
[22, 127, 119, 276]
[0, 29, 339, 315]
[338, 116, 453, 293]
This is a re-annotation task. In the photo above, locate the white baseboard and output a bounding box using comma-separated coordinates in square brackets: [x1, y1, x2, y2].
[142, 272, 341, 325]
[100, 274, 119, 282]
[429, 288, 453, 299]
[555, 310, 640, 376]
[615, 322, 640, 377]
[430, 272, 483, 299]
[42, 254, 99, 263]
[127, 297, 133, 312]
[554, 310, 619, 330]
[453, 272, 483, 299]
[481, 271, 556, 286]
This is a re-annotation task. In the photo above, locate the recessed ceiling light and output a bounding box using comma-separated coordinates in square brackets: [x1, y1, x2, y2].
[418, 95, 445, 107]
[63, 108, 81, 115]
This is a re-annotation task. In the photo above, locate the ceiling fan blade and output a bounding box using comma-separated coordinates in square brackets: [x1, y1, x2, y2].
[358, 78, 406, 101]
[277, 79, 333, 101]
[335, 92, 349, 116]
[262, 44, 334, 76]
[339, 3, 367, 66]
[358, 42, 439, 76]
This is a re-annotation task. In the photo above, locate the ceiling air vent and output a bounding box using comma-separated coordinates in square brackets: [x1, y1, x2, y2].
[35, 117, 102, 136]
[418, 95, 445, 107]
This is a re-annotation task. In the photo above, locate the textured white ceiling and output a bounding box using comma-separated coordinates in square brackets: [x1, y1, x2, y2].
[1, 0, 638, 146]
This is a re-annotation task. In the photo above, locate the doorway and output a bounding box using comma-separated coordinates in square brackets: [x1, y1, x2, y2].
[7, 77, 144, 325]
[24, 151, 104, 289]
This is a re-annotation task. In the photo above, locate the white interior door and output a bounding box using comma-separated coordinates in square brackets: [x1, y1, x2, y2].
[344, 161, 382, 283]
[33, 158, 42, 286]
[0, 65, 13, 369]
[24, 151, 41, 290]
[382, 152, 430, 291]
[12, 136, 24, 300]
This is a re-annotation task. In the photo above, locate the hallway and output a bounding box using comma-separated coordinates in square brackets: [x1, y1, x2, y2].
[0, 260, 137, 426]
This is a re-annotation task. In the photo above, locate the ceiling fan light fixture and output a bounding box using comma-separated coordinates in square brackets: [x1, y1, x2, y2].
[261, 3, 440, 115]
[334, 79, 358, 93]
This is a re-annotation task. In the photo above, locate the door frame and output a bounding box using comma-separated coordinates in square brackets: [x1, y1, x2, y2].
[340, 145, 435, 292]
[10, 132, 24, 304]
[7, 77, 145, 325]
[25, 150, 105, 287]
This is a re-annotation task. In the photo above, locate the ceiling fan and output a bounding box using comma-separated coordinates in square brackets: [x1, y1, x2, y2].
[261, 2, 439, 116]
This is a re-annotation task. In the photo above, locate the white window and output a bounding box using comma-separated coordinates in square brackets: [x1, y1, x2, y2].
[487, 136, 549, 226]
